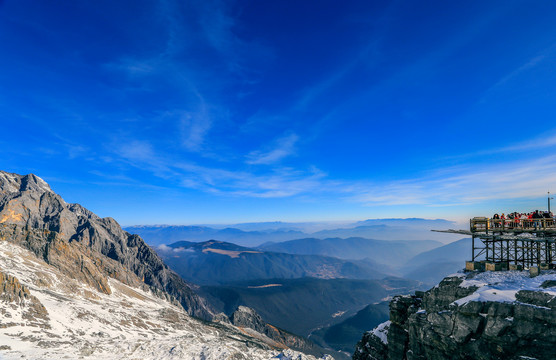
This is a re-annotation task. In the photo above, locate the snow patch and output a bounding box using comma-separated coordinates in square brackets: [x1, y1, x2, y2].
[0, 172, 20, 193]
[371, 320, 391, 344]
[332, 310, 346, 318]
[33, 175, 53, 193]
[454, 270, 556, 306]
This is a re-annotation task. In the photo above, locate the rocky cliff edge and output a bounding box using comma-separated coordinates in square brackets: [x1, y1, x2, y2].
[354, 270, 556, 360]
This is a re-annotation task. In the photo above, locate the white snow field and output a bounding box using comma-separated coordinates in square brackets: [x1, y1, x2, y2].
[0, 240, 331, 360]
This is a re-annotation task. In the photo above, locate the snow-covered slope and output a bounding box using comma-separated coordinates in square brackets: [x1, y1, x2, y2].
[0, 240, 331, 360]
[454, 270, 556, 305]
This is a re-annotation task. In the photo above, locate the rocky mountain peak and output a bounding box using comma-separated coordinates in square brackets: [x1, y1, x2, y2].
[0, 170, 214, 320]
[21, 173, 53, 194]
[231, 305, 267, 333]
[0, 171, 53, 195]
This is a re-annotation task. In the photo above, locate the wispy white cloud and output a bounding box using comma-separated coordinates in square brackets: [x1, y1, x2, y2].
[102, 0, 268, 157]
[159, 104, 213, 152]
[106, 57, 155, 77]
[157, 244, 194, 253]
[110, 134, 556, 209]
[443, 131, 556, 161]
[197, 0, 237, 56]
[111, 139, 326, 198]
[350, 154, 556, 207]
[480, 55, 547, 101]
[499, 133, 556, 153]
[171, 162, 328, 199]
[181, 112, 211, 152]
[246, 133, 299, 165]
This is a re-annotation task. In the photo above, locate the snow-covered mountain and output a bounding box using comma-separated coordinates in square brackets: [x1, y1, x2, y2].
[0, 171, 332, 359]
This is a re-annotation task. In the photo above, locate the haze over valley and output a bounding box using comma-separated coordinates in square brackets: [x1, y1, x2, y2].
[128, 219, 472, 356]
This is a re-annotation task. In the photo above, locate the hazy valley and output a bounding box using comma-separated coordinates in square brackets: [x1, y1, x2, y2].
[127, 217, 472, 356]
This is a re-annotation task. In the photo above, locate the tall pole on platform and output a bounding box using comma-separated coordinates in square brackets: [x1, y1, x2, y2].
[549, 191, 553, 213]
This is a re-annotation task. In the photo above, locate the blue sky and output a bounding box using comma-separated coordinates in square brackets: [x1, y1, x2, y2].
[2, 0, 556, 225]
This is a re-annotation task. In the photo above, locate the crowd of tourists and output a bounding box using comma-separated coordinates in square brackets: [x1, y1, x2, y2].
[491, 210, 555, 228]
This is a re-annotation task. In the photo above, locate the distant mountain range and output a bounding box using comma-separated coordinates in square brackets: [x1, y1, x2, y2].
[125, 225, 307, 247]
[258, 237, 442, 267]
[125, 218, 462, 247]
[155, 240, 392, 285]
[352, 218, 455, 227]
[311, 218, 459, 243]
[402, 237, 471, 285]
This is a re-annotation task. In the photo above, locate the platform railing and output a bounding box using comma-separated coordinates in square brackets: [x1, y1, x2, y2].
[470, 217, 556, 233]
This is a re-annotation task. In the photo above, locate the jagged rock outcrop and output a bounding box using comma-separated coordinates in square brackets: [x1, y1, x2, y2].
[353, 321, 389, 360]
[231, 306, 323, 356]
[0, 271, 48, 328]
[1, 271, 36, 305]
[354, 271, 556, 360]
[231, 306, 269, 332]
[0, 171, 213, 320]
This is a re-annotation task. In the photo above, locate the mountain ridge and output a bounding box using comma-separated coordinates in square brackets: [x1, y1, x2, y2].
[402, 238, 471, 285]
[156, 239, 391, 285]
[124, 218, 461, 247]
[258, 237, 441, 267]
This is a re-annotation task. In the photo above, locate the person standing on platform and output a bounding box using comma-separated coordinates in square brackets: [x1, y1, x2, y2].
[493, 213, 500, 228]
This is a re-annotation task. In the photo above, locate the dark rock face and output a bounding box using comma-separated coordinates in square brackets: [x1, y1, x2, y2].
[0, 171, 214, 320]
[353, 324, 388, 360]
[354, 273, 556, 360]
[230, 306, 320, 355]
[541, 279, 556, 288]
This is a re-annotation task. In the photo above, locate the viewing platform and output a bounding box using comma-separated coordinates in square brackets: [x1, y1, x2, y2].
[438, 215, 556, 272]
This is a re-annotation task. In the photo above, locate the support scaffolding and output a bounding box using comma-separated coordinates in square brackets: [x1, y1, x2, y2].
[470, 217, 556, 268]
